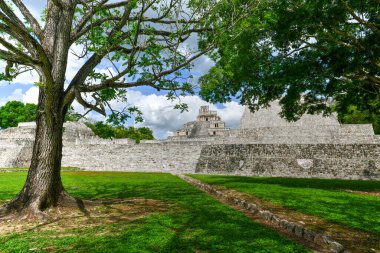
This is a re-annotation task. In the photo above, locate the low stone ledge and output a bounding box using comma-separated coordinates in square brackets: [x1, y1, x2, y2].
[177, 174, 345, 253]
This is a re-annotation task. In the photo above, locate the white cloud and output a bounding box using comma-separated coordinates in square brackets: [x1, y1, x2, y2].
[0, 86, 39, 106]
[216, 102, 245, 129]
[66, 44, 89, 83]
[104, 90, 244, 139]
[192, 55, 215, 76]
[22, 87, 39, 104]
[14, 70, 39, 85]
[0, 60, 39, 86]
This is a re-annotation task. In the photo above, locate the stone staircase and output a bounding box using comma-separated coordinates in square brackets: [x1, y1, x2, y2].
[190, 122, 210, 137]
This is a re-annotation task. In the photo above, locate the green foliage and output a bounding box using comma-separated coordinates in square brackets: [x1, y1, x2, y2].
[86, 121, 154, 143]
[200, 0, 380, 121]
[0, 101, 82, 129]
[72, 0, 213, 114]
[106, 106, 143, 126]
[191, 175, 380, 235]
[1, 1, 233, 128]
[338, 104, 380, 134]
[0, 101, 37, 129]
[85, 121, 115, 139]
[64, 106, 82, 122]
[336, 98, 380, 134]
[0, 172, 308, 253]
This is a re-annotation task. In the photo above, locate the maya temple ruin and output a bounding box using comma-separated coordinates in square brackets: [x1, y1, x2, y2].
[0, 101, 379, 180]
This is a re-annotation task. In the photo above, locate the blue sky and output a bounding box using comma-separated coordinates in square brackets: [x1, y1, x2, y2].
[0, 1, 244, 139]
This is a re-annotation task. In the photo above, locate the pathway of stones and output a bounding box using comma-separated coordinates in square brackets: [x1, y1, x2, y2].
[177, 174, 379, 253]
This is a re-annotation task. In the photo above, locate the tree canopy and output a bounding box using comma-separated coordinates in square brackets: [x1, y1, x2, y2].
[0, 0, 245, 213]
[0, 101, 37, 129]
[0, 99, 155, 142]
[0, 0, 222, 118]
[200, 0, 380, 122]
[86, 121, 154, 142]
[338, 103, 380, 134]
[0, 101, 82, 129]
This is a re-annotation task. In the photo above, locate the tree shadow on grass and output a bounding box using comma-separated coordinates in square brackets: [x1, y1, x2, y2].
[191, 174, 380, 192]
[0, 172, 309, 252]
[191, 174, 380, 235]
[57, 173, 309, 252]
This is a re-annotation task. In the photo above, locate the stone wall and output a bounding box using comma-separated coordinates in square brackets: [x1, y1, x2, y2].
[227, 124, 378, 144]
[240, 101, 340, 129]
[1, 121, 379, 180]
[0, 141, 33, 168]
[61, 141, 207, 173]
[0, 122, 35, 167]
[196, 144, 380, 180]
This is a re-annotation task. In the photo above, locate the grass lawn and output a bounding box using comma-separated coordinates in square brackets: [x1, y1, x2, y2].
[0, 172, 309, 253]
[190, 175, 380, 235]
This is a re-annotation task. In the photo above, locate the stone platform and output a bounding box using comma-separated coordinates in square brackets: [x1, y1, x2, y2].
[0, 101, 379, 180]
[195, 144, 380, 180]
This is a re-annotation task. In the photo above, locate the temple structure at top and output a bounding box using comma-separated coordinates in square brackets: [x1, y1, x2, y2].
[170, 101, 379, 144]
[170, 106, 230, 139]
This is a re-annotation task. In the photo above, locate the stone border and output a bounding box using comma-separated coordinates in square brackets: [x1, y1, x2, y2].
[178, 174, 345, 253]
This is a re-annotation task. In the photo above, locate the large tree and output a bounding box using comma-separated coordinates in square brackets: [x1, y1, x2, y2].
[200, 0, 380, 121]
[0, 0, 231, 215]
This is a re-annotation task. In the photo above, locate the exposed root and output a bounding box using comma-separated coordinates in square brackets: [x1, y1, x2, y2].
[0, 198, 172, 236]
[0, 191, 94, 221]
[0, 203, 45, 222]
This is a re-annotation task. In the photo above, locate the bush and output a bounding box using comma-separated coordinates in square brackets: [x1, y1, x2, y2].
[85, 122, 154, 143]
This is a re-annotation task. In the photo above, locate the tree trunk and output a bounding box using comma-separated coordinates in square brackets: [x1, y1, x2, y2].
[4, 91, 72, 215]
[0, 2, 77, 217]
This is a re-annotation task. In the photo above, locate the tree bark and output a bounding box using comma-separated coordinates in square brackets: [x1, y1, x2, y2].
[4, 89, 73, 215]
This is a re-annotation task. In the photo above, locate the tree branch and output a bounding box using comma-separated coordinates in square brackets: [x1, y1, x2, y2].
[80, 46, 213, 92]
[0, 0, 27, 30]
[339, 0, 380, 36]
[10, 0, 44, 39]
[0, 49, 31, 65]
[0, 37, 40, 65]
[64, 0, 215, 114]
[71, 0, 114, 40]
[75, 89, 106, 116]
[63, 52, 105, 108]
[0, 16, 48, 66]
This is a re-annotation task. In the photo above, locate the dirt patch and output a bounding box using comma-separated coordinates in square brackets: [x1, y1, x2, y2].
[0, 198, 171, 236]
[344, 190, 380, 198]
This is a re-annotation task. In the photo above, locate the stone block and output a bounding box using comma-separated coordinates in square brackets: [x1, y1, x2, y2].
[294, 224, 304, 237]
[329, 241, 345, 253]
[247, 203, 258, 211]
[285, 222, 296, 233]
[303, 229, 316, 242]
[271, 216, 280, 225]
[259, 210, 273, 221]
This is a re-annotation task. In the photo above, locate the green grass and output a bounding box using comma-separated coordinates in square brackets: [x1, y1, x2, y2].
[0, 172, 309, 253]
[190, 175, 380, 235]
